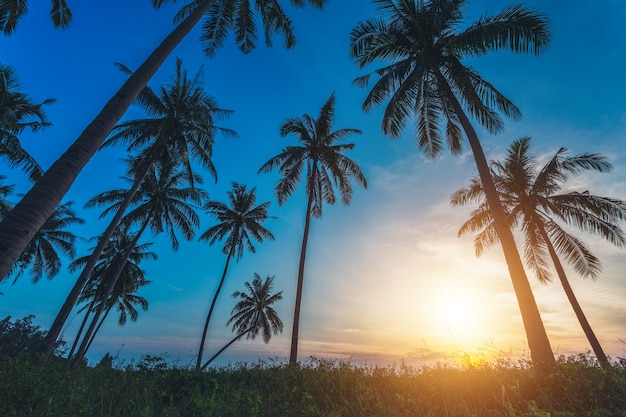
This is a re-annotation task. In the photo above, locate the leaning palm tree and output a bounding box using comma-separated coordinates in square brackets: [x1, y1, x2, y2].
[258, 93, 367, 364]
[0, 0, 72, 34]
[43, 58, 229, 354]
[196, 182, 274, 370]
[349, 0, 555, 370]
[7, 201, 83, 283]
[0, 0, 326, 288]
[200, 273, 283, 370]
[451, 137, 626, 368]
[67, 227, 156, 361]
[71, 159, 205, 365]
[0, 64, 54, 181]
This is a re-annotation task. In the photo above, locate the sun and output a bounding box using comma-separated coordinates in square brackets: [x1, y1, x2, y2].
[439, 291, 475, 328]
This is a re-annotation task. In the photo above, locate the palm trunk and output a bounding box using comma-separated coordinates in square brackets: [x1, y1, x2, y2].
[44, 161, 153, 356]
[67, 302, 95, 360]
[200, 328, 251, 371]
[71, 219, 150, 366]
[195, 245, 236, 370]
[0, 0, 216, 281]
[538, 227, 610, 368]
[84, 307, 112, 356]
[289, 191, 314, 364]
[439, 78, 555, 372]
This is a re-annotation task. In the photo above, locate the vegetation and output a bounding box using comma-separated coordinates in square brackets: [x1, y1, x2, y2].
[196, 183, 275, 370]
[1, 352, 625, 417]
[259, 93, 367, 364]
[452, 137, 626, 369]
[350, 0, 555, 370]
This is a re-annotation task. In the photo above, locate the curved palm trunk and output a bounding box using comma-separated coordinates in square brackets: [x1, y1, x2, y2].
[200, 328, 251, 371]
[195, 245, 236, 370]
[44, 161, 153, 356]
[538, 227, 610, 368]
[84, 307, 112, 356]
[289, 192, 314, 364]
[439, 79, 555, 372]
[0, 0, 216, 281]
[71, 219, 150, 366]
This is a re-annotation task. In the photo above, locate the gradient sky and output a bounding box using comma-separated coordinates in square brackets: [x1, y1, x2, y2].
[1, 0, 625, 367]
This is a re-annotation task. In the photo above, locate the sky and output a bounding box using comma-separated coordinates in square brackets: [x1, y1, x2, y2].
[1, 0, 625, 367]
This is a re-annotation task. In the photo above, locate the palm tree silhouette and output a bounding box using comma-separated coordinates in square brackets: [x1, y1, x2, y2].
[0, 0, 326, 286]
[0, 0, 72, 34]
[43, 58, 226, 354]
[451, 137, 626, 368]
[0, 64, 54, 181]
[196, 182, 274, 370]
[8, 201, 83, 284]
[71, 158, 205, 364]
[259, 93, 367, 364]
[67, 228, 154, 361]
[200, 273, 283, 370]
[349, 0, 555, 370]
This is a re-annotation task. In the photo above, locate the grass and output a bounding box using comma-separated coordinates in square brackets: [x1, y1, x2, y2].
[1, 353, 625, 416]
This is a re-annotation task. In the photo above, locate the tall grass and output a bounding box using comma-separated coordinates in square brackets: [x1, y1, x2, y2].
[1, 353, 625, 416]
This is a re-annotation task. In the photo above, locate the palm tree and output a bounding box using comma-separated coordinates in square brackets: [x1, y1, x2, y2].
[0, 0, 326, 286]
[258, 93, 367, 364]
[43, 58, 229, 354]
[0, 0, 72, 34]
[0, 64, 54, 181]
[349, 0, 555, 370]
[451, 137, 626, 368]
[200, 273, 283, 370]
[196, 182, 274, 370]
[71, 158, 205, 365]
[67, 228, 155, 361]
[7, 201, 83, 283]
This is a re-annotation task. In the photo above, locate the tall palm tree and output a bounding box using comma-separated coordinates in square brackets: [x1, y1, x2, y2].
[258, 93, 367, 364]
[0, 0, 72, 34]
[451, 137, 626, 368]
[196, 182, 274, 370]
[7, 201, 83, 284]
[349, 0, 555, 370]
[42, 58, 229, 354]
[71, 159, 205, 365]
[200, 273, 283, 370]
[0, 64, 54, 181]
[0, 0, 326, 287]
[67, 228, 155, 361]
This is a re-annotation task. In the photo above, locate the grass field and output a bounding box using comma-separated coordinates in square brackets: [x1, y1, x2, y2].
[1, 353, 625, 416]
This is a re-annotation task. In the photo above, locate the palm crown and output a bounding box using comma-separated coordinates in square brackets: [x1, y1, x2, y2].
[228, 273, 284, 343]
[258, 93, 367, 217]
[199, 182, 275, 260]
[349, 0, 551, 157]
[452, 137, 626, 282]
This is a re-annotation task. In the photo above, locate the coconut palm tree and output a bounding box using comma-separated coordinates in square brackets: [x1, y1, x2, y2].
[196, 182, 274, 370]
[451, 137, 626, 368]
[7, 201, 83, 284]
[0, 0, 326, 287]
[349, 0, 555, 370]
[67, 228, 155, 361]
[42, 58, 229, 354]
[200, 273, 283, 370]
[0, 64, 54, 181]
[258, 93, 367, 364]
[0, 0, 72, 34]
[71, 159, 205, 365]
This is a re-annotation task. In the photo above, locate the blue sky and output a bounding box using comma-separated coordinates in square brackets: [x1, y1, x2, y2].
[2, 0, 626, 367]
